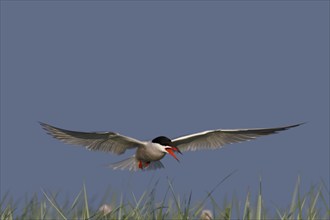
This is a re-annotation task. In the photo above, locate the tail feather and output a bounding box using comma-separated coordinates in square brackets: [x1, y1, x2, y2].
[111, 156, 138, 171]
[110, 155, 165, 171]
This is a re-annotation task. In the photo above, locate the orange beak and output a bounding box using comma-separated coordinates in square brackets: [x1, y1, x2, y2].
[172, 146, 182, 155]
[165, 147, 181, 162]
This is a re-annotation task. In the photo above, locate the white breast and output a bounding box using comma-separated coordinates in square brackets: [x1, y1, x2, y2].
[136, 142, 167, 162]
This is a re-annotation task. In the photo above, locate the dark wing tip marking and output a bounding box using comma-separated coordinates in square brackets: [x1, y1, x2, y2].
[252, 122, 305, 135]
[226, 122, 304, 133]
[39, 121, 61, 139]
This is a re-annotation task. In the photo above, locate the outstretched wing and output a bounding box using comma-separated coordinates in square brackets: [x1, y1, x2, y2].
[40, 122, 144, 155]
[172, 123, 303, 152]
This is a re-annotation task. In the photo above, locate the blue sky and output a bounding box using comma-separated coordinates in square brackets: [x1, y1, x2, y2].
[1, 1, 329, 211]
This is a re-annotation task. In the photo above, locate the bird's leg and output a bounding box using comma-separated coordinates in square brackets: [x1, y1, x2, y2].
[138, 161, 150, 169]
[145, 161, 150, 168]
[138, 161, 143, 169]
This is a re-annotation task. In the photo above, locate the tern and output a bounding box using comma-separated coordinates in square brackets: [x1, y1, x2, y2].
[40, 122, 303, 171]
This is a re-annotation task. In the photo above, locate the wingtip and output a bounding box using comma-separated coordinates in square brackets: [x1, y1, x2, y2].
[288, 122, 306, 128]
[38, 121, 53, 133]
[38, 122, 63, 139]
[38, 121, 48, 130]
[275, 122, 305, 133]
[38, 121, 45, 126]
[38, 121, 50, 129]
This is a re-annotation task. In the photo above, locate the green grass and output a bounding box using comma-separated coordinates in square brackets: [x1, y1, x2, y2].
[1, 177, 329, 220]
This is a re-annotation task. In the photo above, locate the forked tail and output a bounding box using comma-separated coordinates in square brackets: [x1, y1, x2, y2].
[110, 155, 165, 171]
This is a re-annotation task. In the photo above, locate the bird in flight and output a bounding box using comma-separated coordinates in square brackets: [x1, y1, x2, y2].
[40, 122, 303, 171]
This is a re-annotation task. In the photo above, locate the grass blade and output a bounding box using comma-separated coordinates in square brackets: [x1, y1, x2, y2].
[256, 177, 262, 220]
[167, 177, 182, 218]
[42, 189, 67, 220]
[289, 176, 300, 219]
[243, 191, 251, 220]
[82, 183, 90, 219]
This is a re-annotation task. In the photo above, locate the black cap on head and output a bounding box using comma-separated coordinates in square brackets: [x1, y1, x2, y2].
[152, 136, 172, 146]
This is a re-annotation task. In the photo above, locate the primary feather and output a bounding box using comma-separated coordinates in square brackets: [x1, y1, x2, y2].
[172, 123, 303, 152]
[39, 122, 144, 155]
